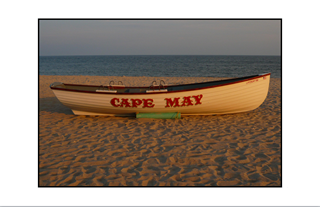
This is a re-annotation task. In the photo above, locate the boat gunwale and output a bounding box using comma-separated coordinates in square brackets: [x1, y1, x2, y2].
[50, 73, 271, 95]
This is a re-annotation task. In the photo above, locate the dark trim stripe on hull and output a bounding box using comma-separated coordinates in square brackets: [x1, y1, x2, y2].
[50, 73, 270, 95]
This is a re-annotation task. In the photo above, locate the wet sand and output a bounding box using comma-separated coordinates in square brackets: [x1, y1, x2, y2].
[39, 75, 281, 186]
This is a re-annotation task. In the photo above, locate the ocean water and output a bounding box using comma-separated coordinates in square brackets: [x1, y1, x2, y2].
[39, 55, 281, 78]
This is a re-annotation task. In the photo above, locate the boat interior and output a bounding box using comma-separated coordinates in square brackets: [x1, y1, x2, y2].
[50, 74, 263, 94]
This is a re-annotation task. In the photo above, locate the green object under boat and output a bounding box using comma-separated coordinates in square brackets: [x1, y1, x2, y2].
[136, 112, 181, 119]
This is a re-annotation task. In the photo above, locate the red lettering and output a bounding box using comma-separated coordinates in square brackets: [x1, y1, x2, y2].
[181, 96, 193, 106]
[110, 98, 120, 107]
[164, 97, 180, 108]
[131, 99, 143, 108]
[142, 99, 155, 108]
[120, 98, 131, 107]
[192, 94, 203, 105]
[247, 79, 258, 84]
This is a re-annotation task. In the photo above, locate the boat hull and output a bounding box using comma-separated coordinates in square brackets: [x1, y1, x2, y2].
[51, 74, 270, 116]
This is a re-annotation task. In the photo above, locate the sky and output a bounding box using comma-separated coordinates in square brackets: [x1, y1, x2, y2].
[39, 19, 281, 56]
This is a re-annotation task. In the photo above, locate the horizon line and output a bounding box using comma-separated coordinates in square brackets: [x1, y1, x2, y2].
[39, 54, 281, 57]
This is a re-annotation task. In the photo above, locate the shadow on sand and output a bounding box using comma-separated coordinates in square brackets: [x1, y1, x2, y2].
[39, 97, 136, 119]
[39, 97, 73, 115]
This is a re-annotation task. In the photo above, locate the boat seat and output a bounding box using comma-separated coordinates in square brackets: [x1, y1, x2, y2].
[146, 89, 168, 93]
[96, 90, 117, 93]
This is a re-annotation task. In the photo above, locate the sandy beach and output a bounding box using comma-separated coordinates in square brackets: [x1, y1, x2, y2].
[39, 75, 281, 186]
